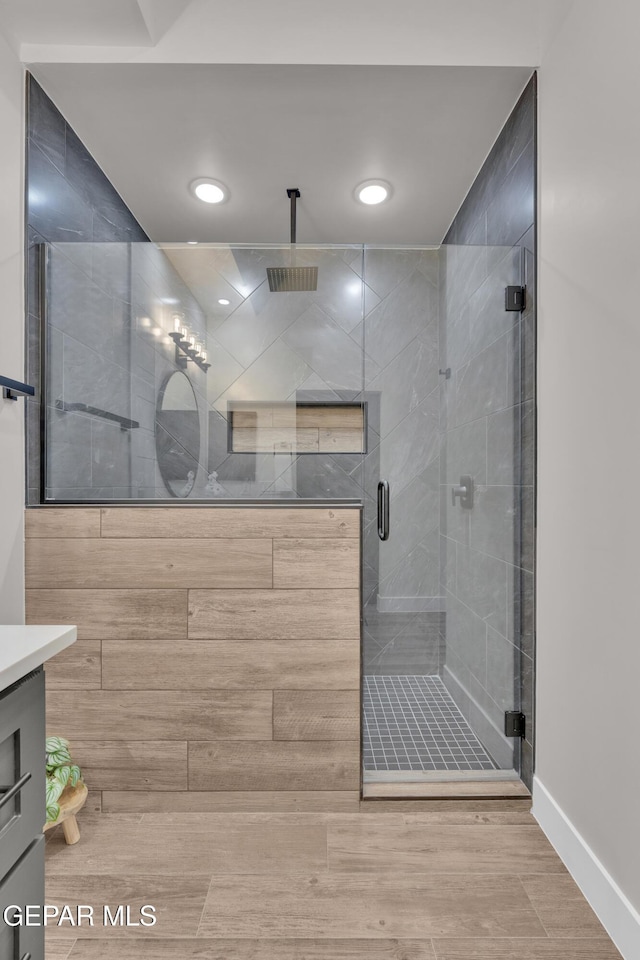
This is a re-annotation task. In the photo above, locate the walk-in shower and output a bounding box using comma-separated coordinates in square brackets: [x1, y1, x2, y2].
[35, 238, 534, 793]
[360, 242, 532, 788]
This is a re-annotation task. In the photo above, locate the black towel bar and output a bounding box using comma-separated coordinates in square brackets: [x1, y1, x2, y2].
[0, 375, 35, 400]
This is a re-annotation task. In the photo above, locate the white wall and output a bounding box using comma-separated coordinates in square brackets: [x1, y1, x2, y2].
[0, 34, 26, 623]
[536, 0, 640, 953]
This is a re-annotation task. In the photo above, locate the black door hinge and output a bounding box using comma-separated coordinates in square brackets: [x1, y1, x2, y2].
[504, 711, 526, 738]
[505, 285, 526, 312]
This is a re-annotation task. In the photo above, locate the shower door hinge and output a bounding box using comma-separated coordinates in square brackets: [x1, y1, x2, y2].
[504, 711, 526, 738]
[505, 285, 526, 312]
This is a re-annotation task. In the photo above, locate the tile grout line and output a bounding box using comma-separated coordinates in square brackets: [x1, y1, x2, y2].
[194, 874, 215, 939]
[363, 675, 496, 772]
[325, 817, 329, 871]
[509, 873, 553, 940]
[524, 889, 553, 938]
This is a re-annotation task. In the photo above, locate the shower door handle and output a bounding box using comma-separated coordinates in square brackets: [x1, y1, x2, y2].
[377, 480, 390, 541]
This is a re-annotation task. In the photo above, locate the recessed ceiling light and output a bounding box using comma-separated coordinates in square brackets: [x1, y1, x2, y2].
[218, 298, 231, 305]
[187, 240, 198, 245]
[354, 179, 392, 205]
[190, 178, 228, 204]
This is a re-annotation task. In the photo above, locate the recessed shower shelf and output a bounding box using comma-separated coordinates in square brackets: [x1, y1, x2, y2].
[228, 400, 366, 455]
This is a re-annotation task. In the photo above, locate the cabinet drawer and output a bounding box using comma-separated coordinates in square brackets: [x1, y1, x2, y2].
[0, 835, 45, 960]
[0, 670, 45, 876]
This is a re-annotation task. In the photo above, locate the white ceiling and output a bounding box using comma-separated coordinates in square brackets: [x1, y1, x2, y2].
[32, 63, 533, 244]
[5, 0, 560, 244]
[7, 0, 572, 66]
[0, 0, 191, 48]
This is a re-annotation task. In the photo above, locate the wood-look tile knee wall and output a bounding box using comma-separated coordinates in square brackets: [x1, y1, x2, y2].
[25, 506, 362, 812]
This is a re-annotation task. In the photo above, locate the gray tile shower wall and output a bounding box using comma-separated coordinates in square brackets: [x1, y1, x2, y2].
[25, 74, 148, 502]
[362, 248, 441, 618]
[442, 76, 535, 247]
[42, 241, 210, 500]
[163, 244, 368, 501]
[440, 76, 536, 785]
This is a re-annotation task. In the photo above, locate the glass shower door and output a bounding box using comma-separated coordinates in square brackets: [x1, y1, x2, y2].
[361, 243, 532, 790]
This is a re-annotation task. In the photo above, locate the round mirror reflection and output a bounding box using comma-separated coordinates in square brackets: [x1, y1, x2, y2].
[155, 371, 200, 498]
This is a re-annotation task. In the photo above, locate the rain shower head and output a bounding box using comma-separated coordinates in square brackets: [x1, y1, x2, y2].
[266, 188, 318, 292]
[266, 265, 318, 292]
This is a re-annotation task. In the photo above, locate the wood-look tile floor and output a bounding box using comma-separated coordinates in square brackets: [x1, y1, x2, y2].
[45, 811, 623, 959]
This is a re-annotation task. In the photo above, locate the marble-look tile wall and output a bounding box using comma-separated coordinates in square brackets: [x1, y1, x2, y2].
[25, 75, 148, 502]
[161, 245, 443, 621]
[440, 76, 536, 784]
[361, 249, 441, 615]
[41, 240, 211, 500]
[164, 244, 368, 500]
[40, 228, 442, 511]
[164, 241, 443, 631]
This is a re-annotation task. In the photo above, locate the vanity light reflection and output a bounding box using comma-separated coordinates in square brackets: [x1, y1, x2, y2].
[168, 321, 211, 372]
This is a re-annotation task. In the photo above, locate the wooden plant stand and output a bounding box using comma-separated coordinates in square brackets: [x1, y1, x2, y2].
[43, 782, 88, 845]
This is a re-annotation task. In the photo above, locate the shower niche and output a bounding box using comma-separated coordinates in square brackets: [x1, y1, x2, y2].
[227, 401, 366, 455]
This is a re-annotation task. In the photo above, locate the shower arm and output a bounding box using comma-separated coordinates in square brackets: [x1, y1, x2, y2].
[287, 188, 300, 245]
[265, 189, 317, 291]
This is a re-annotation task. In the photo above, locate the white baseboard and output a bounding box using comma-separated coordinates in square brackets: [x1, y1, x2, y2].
[532, 776, 640, 960]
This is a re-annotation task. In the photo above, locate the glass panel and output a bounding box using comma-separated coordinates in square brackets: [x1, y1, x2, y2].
[362, 244, 527, 787]
[43, 242, 366, 501]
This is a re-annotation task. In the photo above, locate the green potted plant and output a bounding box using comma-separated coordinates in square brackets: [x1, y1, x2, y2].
[45, 736, 83, 824]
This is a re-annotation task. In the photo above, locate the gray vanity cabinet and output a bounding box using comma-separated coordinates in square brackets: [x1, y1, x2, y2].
[0, 836, 45, 960]
[0, 669, 46, 960]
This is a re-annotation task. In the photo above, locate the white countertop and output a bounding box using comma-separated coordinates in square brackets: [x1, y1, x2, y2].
[0, 625, 77, 691]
